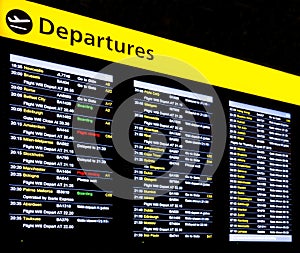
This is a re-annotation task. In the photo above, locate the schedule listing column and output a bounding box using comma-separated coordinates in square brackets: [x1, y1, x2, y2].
[228, 101, 292, 242]
[132, 80, 215, 240]
[9, 54, 114, 230]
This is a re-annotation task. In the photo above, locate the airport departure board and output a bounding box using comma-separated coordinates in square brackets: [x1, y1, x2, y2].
[1, 1, 300, 253]
[9, 54, 114, 230]
[228, 101, 292, 242]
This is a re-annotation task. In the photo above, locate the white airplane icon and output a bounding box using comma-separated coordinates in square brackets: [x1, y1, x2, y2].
[8, 15, 30, 23]
[7, 15, 31, 31]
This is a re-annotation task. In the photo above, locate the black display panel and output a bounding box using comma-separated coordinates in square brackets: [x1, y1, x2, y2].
[1, 38, 299, 253]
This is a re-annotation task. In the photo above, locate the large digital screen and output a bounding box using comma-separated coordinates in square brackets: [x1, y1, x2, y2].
[1, 1, 299, 253]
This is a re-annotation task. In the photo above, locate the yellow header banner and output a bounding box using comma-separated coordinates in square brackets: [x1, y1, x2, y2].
[1, 0, 299, 105]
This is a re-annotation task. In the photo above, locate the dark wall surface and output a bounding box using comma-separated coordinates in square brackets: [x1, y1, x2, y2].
[29, 0, 300, 76]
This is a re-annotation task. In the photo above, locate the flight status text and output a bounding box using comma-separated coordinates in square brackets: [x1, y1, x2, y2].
[132, 81, 215, 240]
[9, 54, 114, 230]
[229, 101, 292, 242]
